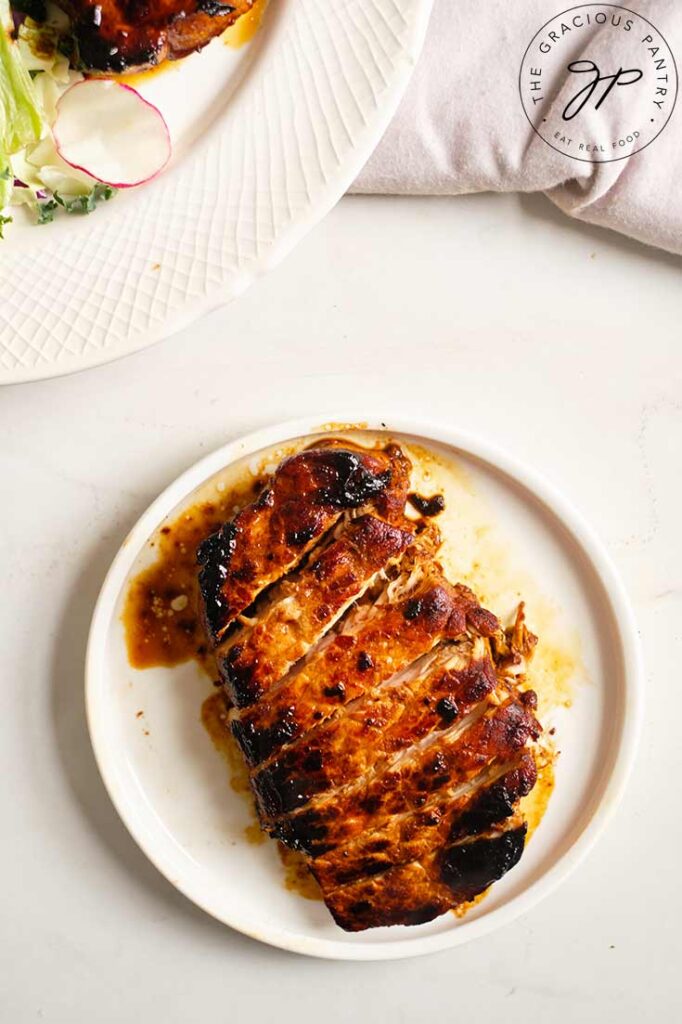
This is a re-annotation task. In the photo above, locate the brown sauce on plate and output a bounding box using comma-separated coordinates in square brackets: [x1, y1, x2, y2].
[523, 755, 556, 840]
[123, 475, 262, 672]
[201, 691, 251, 795]
[223, 0, 268, 48]
[278, 845, 323, 902]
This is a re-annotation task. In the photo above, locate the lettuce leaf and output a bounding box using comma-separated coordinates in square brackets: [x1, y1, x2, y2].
[0, 0, 44, 208]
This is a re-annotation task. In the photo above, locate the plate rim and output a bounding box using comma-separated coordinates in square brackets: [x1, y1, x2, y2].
[85, 414, 644, 960]
[1, 0, 435, 385]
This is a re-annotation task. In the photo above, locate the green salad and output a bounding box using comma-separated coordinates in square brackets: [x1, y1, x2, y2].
[0, 0, 116, 233]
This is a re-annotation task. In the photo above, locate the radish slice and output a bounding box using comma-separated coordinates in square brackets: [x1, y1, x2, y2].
[54, 80, 171, 189]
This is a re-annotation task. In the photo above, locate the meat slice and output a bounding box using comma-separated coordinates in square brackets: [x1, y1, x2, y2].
[55, 0, 255, 74]
[216, 514, 414, 708]
[251, 638, 498, 825]
[275, 693, 539, 856]
[324, 820, 528, 931]
[197, 438, 544, 931]
[230, 570, 500, 768]
[310, 751, 538, 891]
[197, 442, 409, 645]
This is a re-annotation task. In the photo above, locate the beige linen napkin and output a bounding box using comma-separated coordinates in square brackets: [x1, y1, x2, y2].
[353, 0, 682, 256]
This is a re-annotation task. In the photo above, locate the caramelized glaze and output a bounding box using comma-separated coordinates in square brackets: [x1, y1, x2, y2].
[123, 433, 575, 913]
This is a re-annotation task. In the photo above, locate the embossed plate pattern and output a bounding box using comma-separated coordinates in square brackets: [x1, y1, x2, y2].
[0, 0, 433, 383]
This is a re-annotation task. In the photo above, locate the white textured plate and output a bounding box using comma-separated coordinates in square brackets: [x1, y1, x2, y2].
[86, 416, 643, 960]
[0, 0, 432, 383]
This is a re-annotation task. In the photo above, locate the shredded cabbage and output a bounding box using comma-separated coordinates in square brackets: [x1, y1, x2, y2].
[0, 0, 44, 207]
[1, 4, 113, 229]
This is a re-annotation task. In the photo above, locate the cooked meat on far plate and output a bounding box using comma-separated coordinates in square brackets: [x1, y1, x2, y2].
[197, 439, 544, 931]
[56, 0, 255, 73]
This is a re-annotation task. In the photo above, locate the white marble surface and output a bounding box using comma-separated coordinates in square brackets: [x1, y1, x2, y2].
[1, 192, 680, 1020]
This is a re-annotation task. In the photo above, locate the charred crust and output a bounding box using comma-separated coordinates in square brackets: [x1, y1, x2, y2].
[229, 716, 258, 764]
[440, 824, 528, 898]
[428, 751, 449, 775]
[75, 31, 160, 72]
[357, 651, 373, 672]
[219, 645, 262, 708]
[323, 681, 346, 700]
[330, 898, 445, 932]
[197, 522, 238, 641]
[303, 750, 323, 773]
[436, 697, 459, 723]
[346, 514, 414, 560]
[403, 904, 444, 926]
[253, 754, 325, 819]
[450, 761, 537, 841]
[403, 597, 423, 621]
[424, 588, 453, 622]
[255, 487, 274, 510]
[500, 701, 542, 746]
[407, 493, 446, 517]
[274, 812, 328, 854]
[232, 707, 301, 766]
[196, 0, 235, 14]
[310, 450, 392, 509]
[360, 795, 381, 815]
[366, 838, 390, 853]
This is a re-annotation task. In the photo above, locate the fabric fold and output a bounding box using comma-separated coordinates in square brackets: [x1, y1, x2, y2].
[352, 0, 682, 256]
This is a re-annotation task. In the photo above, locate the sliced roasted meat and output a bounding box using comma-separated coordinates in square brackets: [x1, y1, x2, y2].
[198, 442, 409, 644]
[196, 438, 544, 931]
[310, 751, 538, 891]
[252, 638, 498, 824]
[275, 693, 539, 856]
[55, 0, 255, 74]
[216, 514, 414, 708]
[230, 570, 500, 768]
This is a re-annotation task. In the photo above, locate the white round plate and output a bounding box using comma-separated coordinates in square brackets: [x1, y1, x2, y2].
[0, 0, 432, 384]
[86, 416, 643, 960]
